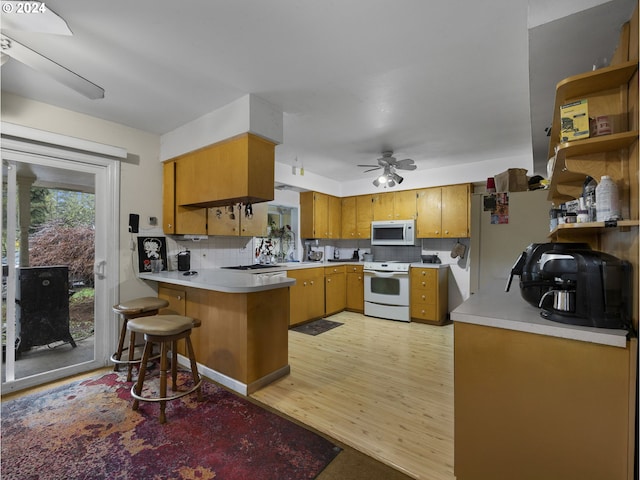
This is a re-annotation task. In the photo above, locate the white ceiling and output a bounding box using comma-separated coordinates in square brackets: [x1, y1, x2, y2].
[1, 0, 635, 184]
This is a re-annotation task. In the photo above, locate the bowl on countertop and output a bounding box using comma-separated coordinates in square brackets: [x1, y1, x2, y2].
[307, 251, 323, 261]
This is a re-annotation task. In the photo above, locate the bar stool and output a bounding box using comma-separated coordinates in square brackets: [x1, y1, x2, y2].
[111, 297, 169, 381]
[127, 314, 203, 424]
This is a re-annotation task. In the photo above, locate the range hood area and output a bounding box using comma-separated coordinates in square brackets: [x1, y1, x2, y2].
[173, 133, 276, 208]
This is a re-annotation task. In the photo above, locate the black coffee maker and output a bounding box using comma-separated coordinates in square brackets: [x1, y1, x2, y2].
[506, 242, 632, 330]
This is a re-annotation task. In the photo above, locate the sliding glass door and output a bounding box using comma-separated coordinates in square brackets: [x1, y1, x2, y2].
[2, 147, 118, 392]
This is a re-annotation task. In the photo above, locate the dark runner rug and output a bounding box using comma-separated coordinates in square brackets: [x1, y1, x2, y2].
[1, 371, 340, 480]
[291, 319, 344, 336]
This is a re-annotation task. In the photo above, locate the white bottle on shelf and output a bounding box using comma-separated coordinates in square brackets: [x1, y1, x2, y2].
[595, 175, 621, 221]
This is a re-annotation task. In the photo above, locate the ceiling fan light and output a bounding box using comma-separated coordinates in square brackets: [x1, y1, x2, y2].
[373, 178, 380, 187]
[378, 174, 387, 184]
[387, 178, 396, 187]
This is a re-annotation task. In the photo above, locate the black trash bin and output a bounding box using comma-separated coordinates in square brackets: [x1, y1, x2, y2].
[15, 266, 77, 352]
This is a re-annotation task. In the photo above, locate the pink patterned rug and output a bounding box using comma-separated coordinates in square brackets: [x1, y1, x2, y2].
[1, 371, 340, 479]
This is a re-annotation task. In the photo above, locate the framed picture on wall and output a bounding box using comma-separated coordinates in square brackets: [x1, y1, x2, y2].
[137, 236, 168, 272]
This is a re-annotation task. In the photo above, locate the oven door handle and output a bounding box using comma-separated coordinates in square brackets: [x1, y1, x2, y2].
[364, 270, 408, 277]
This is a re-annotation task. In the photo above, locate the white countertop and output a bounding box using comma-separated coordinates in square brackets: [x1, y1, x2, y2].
[451, 286, 629, 348]
[139, 268, 295, 293]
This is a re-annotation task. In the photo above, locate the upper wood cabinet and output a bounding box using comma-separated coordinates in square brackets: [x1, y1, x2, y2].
[300, 191, 341, 239]
[372, 191, 416, 220]
[341, 194, 373, 239]
[356, 194, 373, 238]
[207, 202, 268, 236]
[163, 160, 207, 234]
[416, 184, 471, 238]
[174, 133, 276, 208]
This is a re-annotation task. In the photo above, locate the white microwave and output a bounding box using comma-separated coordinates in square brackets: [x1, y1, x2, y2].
[371, 219, 417, 246]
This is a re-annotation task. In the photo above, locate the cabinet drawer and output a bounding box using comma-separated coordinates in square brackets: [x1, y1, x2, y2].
[324, 265, 346, 274]
[347, 264, 363, 273]
[411, 290, 437, 306]
[411, 303, 438, 321]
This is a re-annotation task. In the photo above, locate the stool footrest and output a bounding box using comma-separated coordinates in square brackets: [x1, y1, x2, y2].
[130, 379, 202, 403]
[110, 348, 160, 365]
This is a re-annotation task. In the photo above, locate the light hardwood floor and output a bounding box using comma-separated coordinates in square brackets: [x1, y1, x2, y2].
[251, 311, 455, 480]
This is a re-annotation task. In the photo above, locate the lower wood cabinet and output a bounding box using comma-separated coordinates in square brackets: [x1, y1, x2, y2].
[287, 268, 325, 326]
[454, 322, 637, 480]
[325, 265, 346, 316]
[410, 267, 448, 324]
[158, 282, 289, 393]
[345, 265, 364, 312]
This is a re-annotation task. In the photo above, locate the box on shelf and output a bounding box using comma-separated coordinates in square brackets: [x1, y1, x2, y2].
[560, 99, 589, 142]
[494, 168, 528, 192]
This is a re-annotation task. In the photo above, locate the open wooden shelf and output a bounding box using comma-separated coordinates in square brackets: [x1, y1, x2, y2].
[547, 61, 639, 160]
[549, 219, 639, 239]
[548, 130, 639, 202]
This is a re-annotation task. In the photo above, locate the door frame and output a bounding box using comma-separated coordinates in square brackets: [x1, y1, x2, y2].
[1, 132, 122, 392]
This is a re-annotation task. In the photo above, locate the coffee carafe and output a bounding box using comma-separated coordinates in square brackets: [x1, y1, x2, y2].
[177, 249, 191, 271]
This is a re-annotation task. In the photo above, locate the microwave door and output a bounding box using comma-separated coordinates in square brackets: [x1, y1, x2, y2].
[372, 226, 405, 242]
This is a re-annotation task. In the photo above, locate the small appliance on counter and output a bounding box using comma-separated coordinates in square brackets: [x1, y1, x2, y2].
[177, 249, 191, 271]
[506, 242, 632, 331]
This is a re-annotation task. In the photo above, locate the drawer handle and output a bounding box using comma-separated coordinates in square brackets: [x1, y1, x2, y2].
[422, 282, 426, 286]
[303, 281, 307, 286]
[177, 295, 182, 300]
[310, 281, 314, 285]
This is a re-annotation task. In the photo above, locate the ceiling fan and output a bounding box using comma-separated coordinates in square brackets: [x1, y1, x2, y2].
[358, 151, 417, 187]
[0, 2, 104, 99]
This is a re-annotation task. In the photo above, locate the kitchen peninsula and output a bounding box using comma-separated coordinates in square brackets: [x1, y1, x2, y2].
[139, 269, 295, 395]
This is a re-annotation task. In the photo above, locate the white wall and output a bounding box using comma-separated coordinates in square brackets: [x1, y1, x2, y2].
[1, 92, 162, 301]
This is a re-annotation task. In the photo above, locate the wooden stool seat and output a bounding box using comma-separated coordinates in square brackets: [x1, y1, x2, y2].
[127, 314, 203, 423]
[111, 297, 169, 381]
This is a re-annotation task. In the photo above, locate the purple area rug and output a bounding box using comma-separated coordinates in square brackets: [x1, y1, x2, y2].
[1, 371, 340, 479]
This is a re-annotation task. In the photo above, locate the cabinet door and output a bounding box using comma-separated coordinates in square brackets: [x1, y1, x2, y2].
[164, 159, 208, 235]
[158, 285, 187, 315]
[341, 196, 357, 239]
[162, 161, 176, 234]
[288, 268, 325, 325]
[394, 190, 417, 219]
[325, 266, 346, 316]
[372, 192, 395, 220]
[441, 184, 470, 238]
[416, 187, 442, 238]
[207, 204, 240, 235]
[327, 195, 342, 239]
[346, 266, 364, 312]
[356, 194, 373, 239]
[158, 285, 187, 354]
[300, 191, 329, 239]
[240, 202, 268, 237]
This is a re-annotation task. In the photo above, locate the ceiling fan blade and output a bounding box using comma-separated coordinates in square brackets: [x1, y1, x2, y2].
[357, 164, 379, 168]
[363, 167, 381, 173]
[395, 158, 415, 167]
[396, 164, 417, 171]
[1, 3, 72, 35]
[1, 34, 104, 99]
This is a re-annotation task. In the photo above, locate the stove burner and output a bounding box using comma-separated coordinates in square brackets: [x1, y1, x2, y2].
[222, 264, 282, 270]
